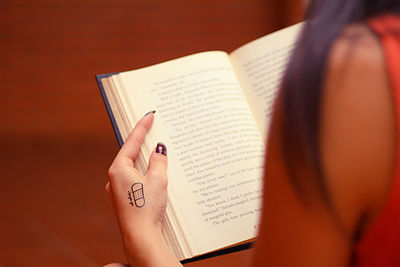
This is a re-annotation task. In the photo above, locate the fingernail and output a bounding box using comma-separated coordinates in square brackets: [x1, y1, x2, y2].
[144, 110, 156, 117]
[156, 142, 167, 156]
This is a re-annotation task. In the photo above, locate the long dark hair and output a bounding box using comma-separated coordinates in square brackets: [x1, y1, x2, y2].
[281, 0, 400, 209]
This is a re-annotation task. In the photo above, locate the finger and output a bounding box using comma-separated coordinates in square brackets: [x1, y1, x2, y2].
[147, 142, 168, 180]
[115, 111, 155, 167]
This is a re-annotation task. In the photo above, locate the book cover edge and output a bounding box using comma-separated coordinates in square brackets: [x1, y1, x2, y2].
[95, 73, 124, 148]
[181, 242, 253, 264]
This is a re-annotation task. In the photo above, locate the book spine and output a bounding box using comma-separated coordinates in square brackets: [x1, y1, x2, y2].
[95, 73, 124, 147]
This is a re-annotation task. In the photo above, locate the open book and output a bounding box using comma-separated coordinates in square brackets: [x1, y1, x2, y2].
[96, 23, 301, 262]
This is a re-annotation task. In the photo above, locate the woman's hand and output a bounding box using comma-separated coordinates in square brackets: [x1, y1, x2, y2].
[105, 112, 181, 267]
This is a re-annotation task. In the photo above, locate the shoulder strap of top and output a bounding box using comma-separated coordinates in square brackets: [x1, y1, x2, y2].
[369, 14, 400, 104]
[355, 14, 400, 267]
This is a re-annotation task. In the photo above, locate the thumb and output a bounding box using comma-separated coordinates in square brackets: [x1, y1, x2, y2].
[147, 142, 168, 180]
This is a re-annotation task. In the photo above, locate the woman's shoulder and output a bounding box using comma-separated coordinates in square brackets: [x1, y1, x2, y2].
[321, 22, 397, 238]
[329, 23, 382, 70]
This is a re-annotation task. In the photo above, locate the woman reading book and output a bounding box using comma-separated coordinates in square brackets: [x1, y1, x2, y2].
[104, 0, 400, 266]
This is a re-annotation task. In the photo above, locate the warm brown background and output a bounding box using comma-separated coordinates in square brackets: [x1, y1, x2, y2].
[0, 0, 302, 266]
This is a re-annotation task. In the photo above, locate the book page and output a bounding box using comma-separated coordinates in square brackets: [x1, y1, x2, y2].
[230, 23, 302, 141]
[117, 52, 264, 257]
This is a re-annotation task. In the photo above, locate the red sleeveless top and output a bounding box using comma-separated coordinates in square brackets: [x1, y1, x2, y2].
[355, 14, 400, 266]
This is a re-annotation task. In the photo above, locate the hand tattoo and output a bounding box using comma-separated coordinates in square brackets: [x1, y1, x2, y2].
[129, 182, 145, 208]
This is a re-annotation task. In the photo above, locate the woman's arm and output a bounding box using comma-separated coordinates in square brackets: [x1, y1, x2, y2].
[252, 25, 396, 266]
[105, 113, 182, 267]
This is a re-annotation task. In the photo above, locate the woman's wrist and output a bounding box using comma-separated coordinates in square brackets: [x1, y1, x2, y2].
[123, 227, 181, 267]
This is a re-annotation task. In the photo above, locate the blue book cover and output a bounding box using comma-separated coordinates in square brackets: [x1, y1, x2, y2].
[96, 73, 124, 147]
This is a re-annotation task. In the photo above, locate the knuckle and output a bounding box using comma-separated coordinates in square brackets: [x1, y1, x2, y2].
[108, 165, 116, 178]
[161, 176, 168, 189]
[108, 165, 122, 181]
[132, 135, 142, 148]
[137, 118, 151, 131]
[131, 125, 147, 143]
[152, 154, 168, 166]
[148, 171, 168, 188]
[149, 170, 164, 179]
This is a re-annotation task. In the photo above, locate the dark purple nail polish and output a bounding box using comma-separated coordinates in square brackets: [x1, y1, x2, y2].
[143, 110, 156, 117]
[156, 142, 167, 156]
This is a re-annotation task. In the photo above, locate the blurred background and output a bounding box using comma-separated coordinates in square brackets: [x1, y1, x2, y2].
[0, 0, 302, 266]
